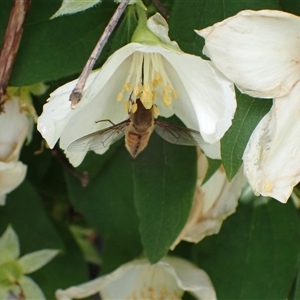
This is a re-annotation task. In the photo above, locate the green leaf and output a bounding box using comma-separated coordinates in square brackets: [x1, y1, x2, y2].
[65, 144, 143, 258]
[51, 0, 102, 19]
[202, 158, 221, 185]
[132, 133, 197, 263]
[221, 93, 272, 180]
[293, 266, 300, 300]
[193, 200, 300, 300]
[101, 237, 138, 275]
[169, 0, 282, 56]
[0, 226, 20, 264]
[0, 0, 116, 85]
[280, 0, 300, 15]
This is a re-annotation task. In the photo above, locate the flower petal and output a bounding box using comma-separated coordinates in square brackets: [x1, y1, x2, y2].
[161, 51, 236, 143]
[19, 276, 45, 300]
[196, 10, 300, 98]
[18, 249, 59, 274]
[243, 80, 300, 202]
[0, 226, 20, 264]
[0, 98, 28, 161]
[55, 261, 138, 300]
[37, 71, 99, 149]
[0, 161, 27, 200]
[147, 13, 181, 50]
[163, 257, 217, 300]
[0, 289, 8, 299]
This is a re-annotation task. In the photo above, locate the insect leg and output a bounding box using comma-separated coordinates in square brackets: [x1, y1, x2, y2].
[95, 119, 116, 125]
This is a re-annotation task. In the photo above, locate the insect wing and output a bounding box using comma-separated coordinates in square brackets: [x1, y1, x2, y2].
[67, 120, 129, 152]
[154, 119, 205, 147]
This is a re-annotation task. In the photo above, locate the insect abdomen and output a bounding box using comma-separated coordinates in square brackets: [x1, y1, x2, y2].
[125, 131, 151, 158]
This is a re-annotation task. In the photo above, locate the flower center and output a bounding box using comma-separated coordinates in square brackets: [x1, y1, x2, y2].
[129, 285, 182, 300]
[127, 263, 183, 300]
[117, 52, 178, 113]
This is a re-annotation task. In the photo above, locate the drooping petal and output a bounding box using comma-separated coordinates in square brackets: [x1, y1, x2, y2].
[163, 257, 217, 300]
[196, 10, 300, 98]
[243, 81, 300, 203]
[0, 161, 27, 201]
[18, 249, 59, 274]
[0, 99, 28, 161]
[171, 151, 244, 249]
[0, 226, 20, 264]
[188, 167, 244, 240]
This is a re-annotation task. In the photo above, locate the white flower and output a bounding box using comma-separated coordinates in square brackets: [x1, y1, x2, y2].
[55, 256, 216, 300]
[243, 81, 300, 203]
[0, 161, 27, 205]
[196, 10, 300, 203]
[38, 13, 236, 167]
[0, 83, 47, 204]
[0, 98, 28, 205]
[196, 10, 300, 98]
[171, 149, 245, 249]
[0, 226, 59, 300]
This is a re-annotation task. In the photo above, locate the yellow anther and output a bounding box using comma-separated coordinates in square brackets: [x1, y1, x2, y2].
[131, 102, 138, 113]
[264, 182, 274, 192]
[164, 85, 172, 93]
[123, 82, 131, 91]
[117, 92, 124, 102]
[124, 100, 129, 112]
[160, 286, 168, 297]
[152, 79, 158, 88]
[142, 100, 153, 109]
[163, 94, 172, 106]
[173, 90, 178, 99]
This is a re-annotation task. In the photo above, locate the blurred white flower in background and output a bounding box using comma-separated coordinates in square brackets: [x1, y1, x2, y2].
[0, 83, 47, 205]
[171, 149, 245, 249]
[0, 226, 59, 300]
[56, 256, 216, 300]
[196, 10, 300, 203]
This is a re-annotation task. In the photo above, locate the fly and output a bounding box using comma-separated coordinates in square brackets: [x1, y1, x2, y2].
[67, 99, 205, 158]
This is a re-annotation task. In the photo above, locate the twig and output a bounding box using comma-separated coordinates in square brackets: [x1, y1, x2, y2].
[69, 0, 130, 108]
[0, 0, 31, 112]
[151, 0, 169, 19]
[51, 148, 89, 187]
